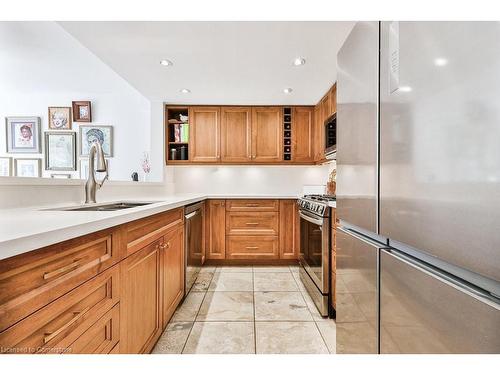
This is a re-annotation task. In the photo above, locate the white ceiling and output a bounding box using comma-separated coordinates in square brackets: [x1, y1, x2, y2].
[59, 21, 354, 105]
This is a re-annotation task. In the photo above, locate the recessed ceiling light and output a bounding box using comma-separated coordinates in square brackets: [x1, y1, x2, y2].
[399, 86, 412, 92]
[434, 57, 448, 67]
[160, 59, 173, 66]
[283, 88, 293, 94]
[293, 57, 306, 66]
[180, 88, 191, 94]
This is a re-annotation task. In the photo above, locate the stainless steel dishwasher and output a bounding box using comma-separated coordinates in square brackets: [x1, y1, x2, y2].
[184, 201, 204, 294]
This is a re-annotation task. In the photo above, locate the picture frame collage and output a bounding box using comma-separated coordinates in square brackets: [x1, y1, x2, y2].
[2, 101, 113, 179]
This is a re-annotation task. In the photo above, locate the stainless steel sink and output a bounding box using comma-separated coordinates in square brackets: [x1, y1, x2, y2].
[46, 201, 155, 212]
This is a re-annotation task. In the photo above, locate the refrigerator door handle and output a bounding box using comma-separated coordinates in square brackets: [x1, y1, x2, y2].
[337, 226, 388, 249]
[384, 248, 500, 309]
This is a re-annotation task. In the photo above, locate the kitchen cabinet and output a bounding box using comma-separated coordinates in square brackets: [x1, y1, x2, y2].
[226, 199, 279, 212]
[221, 107, 252, 162]
[292, 107, 314, 162]
[226, 211, 279, 236]
[331, 208, 337, 310]
[190, 106, 221, 162]
[279, 200, 299, 260]
[120, 239, 162, 354]
[329, 83, 337, 116]
[161, 224, 184, 328]
[251, 107, 283, 162]
[206, 200, 226, 259]
[226, 236, 279, 260]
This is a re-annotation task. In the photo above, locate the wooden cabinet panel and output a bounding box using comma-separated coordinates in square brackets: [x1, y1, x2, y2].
[292, 107, 314, 162]
[206, 200, 226, 260]
[226, 211, 278, 236]
[0, 264, 120, 353]
[251, 107, 282, 162]
[226, 199, 279, 212]
[329, 83, 337, 115]
[321, 91, 332, 121]
[161, 225, 184, 328]
[221, 107, 252, 162]
[190, 106, 221, 162]
[120, 240, 162, 354]
[226, 236, 279, 260]
[0, 227, 122, 332]
[279, 200, 299, 260]
[331, 208, 337, 310]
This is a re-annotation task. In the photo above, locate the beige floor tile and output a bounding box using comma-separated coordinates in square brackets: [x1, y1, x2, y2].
[316, 319, 337, 354]
[253, 266, 290, 273]
[152, 322, 193, 354]
[255, 322, 328, 354]
[254, 272, 299, 292]
[197, 292, 254, 321]
[191, 273, 214, 292]
[209, 272, 253, 291]
[215, 266, 253, 273]
[291, 272, 307, 292]
[301, 291, 326, 321]
[289, 265, 300, 274]
[254, 291, 313, 321]
[199, 266, 217, 273]
[183, 322, 255, 354]
[171, 292, 206, 322]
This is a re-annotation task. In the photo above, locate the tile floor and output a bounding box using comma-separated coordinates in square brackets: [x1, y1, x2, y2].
[152, 265, 336, 354]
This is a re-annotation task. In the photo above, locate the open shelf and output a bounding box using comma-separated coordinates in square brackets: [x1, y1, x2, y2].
[165, 106, 190, 163]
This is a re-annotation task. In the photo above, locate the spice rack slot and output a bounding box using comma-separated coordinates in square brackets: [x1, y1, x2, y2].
[283, 107, 292, 161]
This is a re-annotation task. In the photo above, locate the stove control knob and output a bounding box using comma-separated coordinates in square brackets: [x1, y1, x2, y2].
[318, 206, 324, 215]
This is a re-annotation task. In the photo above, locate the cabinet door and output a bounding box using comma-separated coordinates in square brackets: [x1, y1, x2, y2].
[330, 83, 337, 115]
[221, 107, 252, 162]
[206, 200, 226, 259]
[120, 240, 162, 354]
[279, 200, 299, 259]
[321, 91, 332, 121]
[161, 225, 185, 328]
[292, 107, 314, 162]
[251, 107, 282, 162]
[313, 104, 322, 162]
[190, 106, 221, 162]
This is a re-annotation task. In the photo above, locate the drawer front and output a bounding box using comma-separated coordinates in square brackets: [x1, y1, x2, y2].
[226, 199, 279, 212]
[125, 208, 184, 256]
[0, 264, 120, 353]
[0, 228, 121, 332]
[226, 236, 279, 259]
[67, 304, 120, 354]
[226, 212, 278, 236]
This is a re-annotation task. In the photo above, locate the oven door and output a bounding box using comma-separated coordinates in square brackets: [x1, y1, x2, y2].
[299, 210, 330, 293]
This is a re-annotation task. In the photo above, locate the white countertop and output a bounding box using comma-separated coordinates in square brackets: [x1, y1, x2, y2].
[0, 194, 299, 260]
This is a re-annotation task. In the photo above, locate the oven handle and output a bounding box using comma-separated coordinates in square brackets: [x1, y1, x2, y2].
[299, 211, 324, 226]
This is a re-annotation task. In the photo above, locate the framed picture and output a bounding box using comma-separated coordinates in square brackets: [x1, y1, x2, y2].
[72, 101, 92, 122]
[45, 132, 77, 171]
[50, 173, 71, 179]
[80, 158, 109, 180]
[48, 107, 72, 130]
[5, 117, 41, 153]
[79, 125, 113, 157]
[14, 158, 41, 178]
[0, 157, 13, 176]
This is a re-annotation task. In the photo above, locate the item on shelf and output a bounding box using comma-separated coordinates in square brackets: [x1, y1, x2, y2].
[180, 145, 188, 160]
[179, 114, 188, 122]
[326, 168, 337, 196]
[141, 152, 151, 181]
[174, 124, 181, 142]
[181, 123, 189, 142]
[170, 148, 177, 160]
[131, 172, 139, 181]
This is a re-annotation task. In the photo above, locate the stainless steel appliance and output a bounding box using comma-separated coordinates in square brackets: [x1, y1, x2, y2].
[336, 21, 500, 354]
[324, 114, 337, 160]
[298, 194, 335, 317]
[184, 201, 204, 294]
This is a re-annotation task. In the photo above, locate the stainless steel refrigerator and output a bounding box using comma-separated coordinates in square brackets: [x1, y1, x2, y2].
[336, 21, 500, 354]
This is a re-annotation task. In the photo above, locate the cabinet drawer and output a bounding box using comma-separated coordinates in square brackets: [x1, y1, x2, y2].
[226, 199, 279, 212]
[226, 212, 278, 236]
[0, 264, 120, 353]
[125, 208, 184, 256]
[67, 304, 120, 354]
[0, 227, 121, 332]
[226, 236, 279, 259]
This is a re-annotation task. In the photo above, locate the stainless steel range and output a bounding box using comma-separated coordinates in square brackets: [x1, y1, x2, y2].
[298, 194, 335, 317]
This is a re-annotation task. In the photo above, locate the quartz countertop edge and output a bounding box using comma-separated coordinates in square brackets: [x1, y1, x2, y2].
[0, 194, 300, 260]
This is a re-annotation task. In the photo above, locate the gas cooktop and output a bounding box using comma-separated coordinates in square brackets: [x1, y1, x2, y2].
[298, 195, 335, 217]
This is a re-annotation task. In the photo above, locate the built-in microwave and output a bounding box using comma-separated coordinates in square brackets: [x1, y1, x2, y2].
[324, 114, 336, 159]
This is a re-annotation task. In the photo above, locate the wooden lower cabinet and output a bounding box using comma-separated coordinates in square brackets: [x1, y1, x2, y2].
[120, 239, 162, 354]
[206, 200, 226, 259]
[331, 208, 337, 310]
[279, 200, 299, 259]
[226, 236, 279, 260]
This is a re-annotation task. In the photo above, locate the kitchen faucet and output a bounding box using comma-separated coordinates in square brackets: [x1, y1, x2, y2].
[85, 141, 108, 204]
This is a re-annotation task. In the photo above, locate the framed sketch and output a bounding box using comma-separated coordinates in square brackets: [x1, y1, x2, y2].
[79, 125, 113, 157]
[45, 132, 76, 171]
[51, 173, 71, 179]
[72, 101, 92, 122]
[0, 157, 13, 176]
[48, 107, 72, 130]
[80, 158, 109, 179]
[14, 158, 41, 178]
[5, 117, 41, 153]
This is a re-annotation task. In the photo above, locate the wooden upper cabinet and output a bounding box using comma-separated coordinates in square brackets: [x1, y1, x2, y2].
[190, 106, 221, 162]
[220, 107, 252, 162]
[251, 107, 283, 162]
[321, 91, 332, 121]
[313, 103, 324, 162]
[292, 107, 314, 162]
[330, 83, 337, 115]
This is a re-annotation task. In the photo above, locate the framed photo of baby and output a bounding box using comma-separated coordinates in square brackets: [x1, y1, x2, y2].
[48, 107, 72, 130]
[5, 117, 41, 153]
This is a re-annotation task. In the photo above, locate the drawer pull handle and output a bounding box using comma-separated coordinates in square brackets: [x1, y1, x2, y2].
[245, 222, 259, 226]
[245, 246, 259, 249]
[43, 306, 91, 344]
[43, 259, 81, 280]
[245, 204, 259, 207]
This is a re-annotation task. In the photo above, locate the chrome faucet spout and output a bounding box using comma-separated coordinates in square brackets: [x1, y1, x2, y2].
[85, 142, 108, 204]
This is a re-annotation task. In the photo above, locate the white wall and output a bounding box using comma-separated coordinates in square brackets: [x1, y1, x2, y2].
[0, 22, 159, 181]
